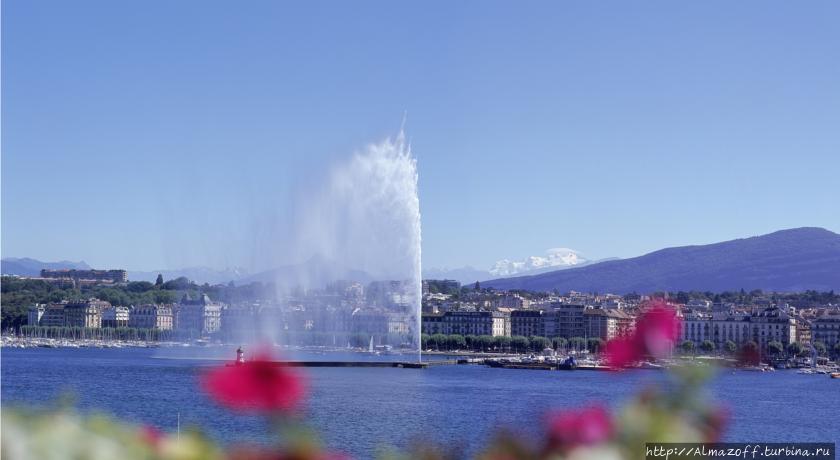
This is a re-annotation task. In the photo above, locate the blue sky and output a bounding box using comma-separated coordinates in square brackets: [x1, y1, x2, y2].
[3, 1, 839, 273]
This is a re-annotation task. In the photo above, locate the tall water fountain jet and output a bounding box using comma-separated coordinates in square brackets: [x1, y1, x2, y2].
[290, 130, 422, 355]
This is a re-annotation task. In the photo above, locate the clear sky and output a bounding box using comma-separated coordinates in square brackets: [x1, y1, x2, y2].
[3, 1, 839, 273]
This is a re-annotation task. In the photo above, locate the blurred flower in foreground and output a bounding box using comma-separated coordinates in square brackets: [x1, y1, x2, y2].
[700, 405, 730, 443]
[226, 445, 349, 460]
[605, 300, 680, 369]
[202, 351, 305, 413]
[546, 405, 614, 451]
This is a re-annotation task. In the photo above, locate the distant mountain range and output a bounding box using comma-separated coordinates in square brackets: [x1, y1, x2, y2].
[0, 258, 91, 277]
[6, 227, 838, 292]
[128, 267, 250, 285]
[482, 227, 840, 293]
[423, 249, 615, 284]
[489, 248, 588, 277]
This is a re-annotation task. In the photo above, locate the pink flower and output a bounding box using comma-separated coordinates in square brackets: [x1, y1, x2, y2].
[203, 351, 305, 413]
[605, 300, 680, 369]
[604, 336, 642, 369]
[139, 425, 163, 450]
[546, 405, 614, 450]
[225, 446, 349, 460]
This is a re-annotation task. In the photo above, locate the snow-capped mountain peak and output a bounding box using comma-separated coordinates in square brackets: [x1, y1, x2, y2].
[489, 248, 586, 277]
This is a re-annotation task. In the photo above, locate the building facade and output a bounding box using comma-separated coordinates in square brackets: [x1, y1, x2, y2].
[510, 310, 544, 337]
[64, 299, 110, 328]
[129, 304, 174, 330]
[544, 304, 590, 339]
[584, 308, 635, 341]
[812, 311, 840, 348]
[422, 311, 509, 337]
[680, 307, 797, 349]
[102, 306, 130, 328]
[175, 294, 222, 336]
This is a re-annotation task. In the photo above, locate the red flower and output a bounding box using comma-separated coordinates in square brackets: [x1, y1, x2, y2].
[226, 446, 349, 460]
[203, 351, 305, 413]
[605, 301, 680, 369]
[604, 336, 642, 369]
[546, 405, 614, 451]
[139, 425, 163, 450]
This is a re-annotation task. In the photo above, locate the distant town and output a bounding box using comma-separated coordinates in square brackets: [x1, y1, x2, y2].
[1, 268, 839, 363]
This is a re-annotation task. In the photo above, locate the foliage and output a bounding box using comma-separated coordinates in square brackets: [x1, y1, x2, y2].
[700, 340, 716, 353]
[587, 338, 605, 353]
[813, 341, 827, 356]
[766, 341, 784, 356]
[529, 336, 551, 352]
[681, 340, 695, 353]
[567, 337, 587, 351]
[786, 342, 803, 357]
[509, 336, 529, 353]
[724, 340, 737, 354]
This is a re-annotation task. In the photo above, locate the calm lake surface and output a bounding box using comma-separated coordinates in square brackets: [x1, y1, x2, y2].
[2, 347, 838, 458]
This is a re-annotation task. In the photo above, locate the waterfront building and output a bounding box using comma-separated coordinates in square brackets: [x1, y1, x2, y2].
[812, 311, 840, 347]
[422, 311, 509, 337]
[27, 304, 46, 326]
[510, 309, 544, 337]
[64, 299, 110, 328]
[795, 318, 812, 345]
[176, 294, 222, 336]
[129, 304, 173, 330]
[220, 305, 262, 341]
[544, 304, 590, 339]
[40, 301, 69, 327]
[584, 308, 635, 341]
[680, 307, 796, 349]
[40, 269, 128, 284]
[102, 306, 130, 328]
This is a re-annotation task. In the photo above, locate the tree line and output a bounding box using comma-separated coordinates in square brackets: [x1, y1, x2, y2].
[678, 339, 840, 359]
[420, 333, 605, 353]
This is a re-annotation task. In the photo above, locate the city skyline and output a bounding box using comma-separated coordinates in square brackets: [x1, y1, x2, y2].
[3, 1, 839, 272]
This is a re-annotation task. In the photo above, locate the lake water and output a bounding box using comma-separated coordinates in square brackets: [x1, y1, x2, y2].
[1, 347, 838, 458]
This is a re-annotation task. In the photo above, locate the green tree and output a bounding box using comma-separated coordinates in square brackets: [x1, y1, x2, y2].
[786, 342, 803, 357]
[510, 336, 530, 353]
[155, 274, 164, 286]
[552, 337, 568, 351]
[813, 341, 827, 356]
[430, 334, 447, 351]
[447, 334, 466, 350]
[477, 335, 495, 352]
[681, 340, 695, 354]
[833, 343, 840, 359]
[724, 340, 737, 354]
[492, 336, 511, 352]
[587, 338, 605, 353]
[766, 341, 784, 356]
[568, 337, 586, 351]
[700, 340, 716, 354]
[420, 334, 430, 349]
[530, 336, 551, 352]
[464, 335, 477, 349]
